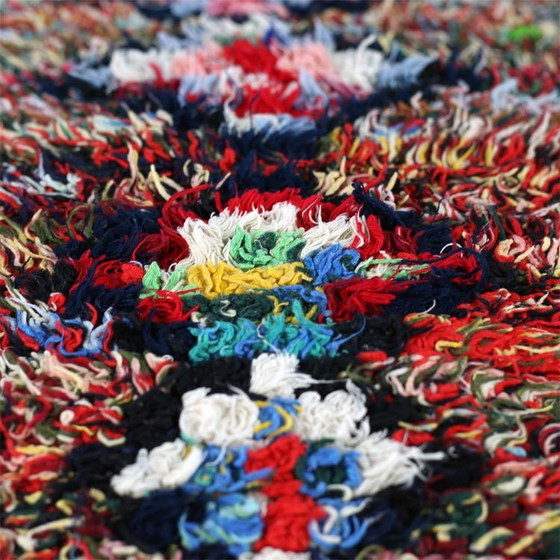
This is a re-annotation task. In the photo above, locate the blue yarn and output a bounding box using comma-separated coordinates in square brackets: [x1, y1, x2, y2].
[376, 55, 438, 90]
[15, 309, 53, 346]
[270, 397, 301, 416]
[14, 308, 110, 357]
[255, 398, 300, 439]
[182, 445, 271, 495]
[311, 497, 372, 551]
[178, 493, 263, 555]
[272, 285, 330, 315]
[255, 404, 289, 439]
[299, 447, 362, 498]
[304, 245, 360, 285]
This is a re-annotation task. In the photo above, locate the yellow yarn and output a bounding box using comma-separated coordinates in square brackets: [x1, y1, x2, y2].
[186, 261, 311, 300]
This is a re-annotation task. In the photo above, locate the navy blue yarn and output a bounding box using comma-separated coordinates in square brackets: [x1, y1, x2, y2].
[122, 388, 182, 450]
[218, 116, 322, 162]
[116, 88, 224, 131]
[64, 68, 111, 100]
[308, 0, 370, 14]
[310, 549, 332, 560]
[416, 222, 454, 254]
[64, 277, 142, 318]
[388, 272, 481, 316]
[333, 314, 413, 357]
[56, 443, 139, 494]
[328, 90, 390, 128]
[164, 356, 253, 397]
[87, 283, 142, 315]
[62, 266, 98, 318]
[215, 159, 317, 199]
[36, 74, 73, 101]
[53, 239, 89, 260]
[119, 34, 149, 52]
[443, 47, 493, 92]
[126, 489, 188, 553]
[353, 182, 417, 230]
[110, 315, 196, 359]
[54, 207, 161, 261]
[90, 208, 160, 260]
[38, 150, 67, 182]
[14, 269, 54, 303]
[365, 386, 426, 433]
[142, 320, 197, 359]
[263, 25, 290, 47]
[423, 442, 485, 491]
[0, 187, 38, 226]
[132, 0, 177, 21]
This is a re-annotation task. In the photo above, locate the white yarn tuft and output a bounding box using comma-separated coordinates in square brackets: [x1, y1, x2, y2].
[176, 205, 367, 267]
[179, 387, 260, 446]
[352, 432, 444, 496]
[250, 352, 316, 398]
[331, 35, 383, 90]
[294, 381, 370, 446]
[176, 203, 300, 268]
[110, 439, 204, 498]
[176, 218, 231, 267]
[299, 215, 359, 258]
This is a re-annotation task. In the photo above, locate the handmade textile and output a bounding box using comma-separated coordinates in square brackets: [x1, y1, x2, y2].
[0, 1, 559, 559]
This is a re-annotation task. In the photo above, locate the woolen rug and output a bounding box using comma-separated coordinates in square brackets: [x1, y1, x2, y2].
[1, 1, 559, 559]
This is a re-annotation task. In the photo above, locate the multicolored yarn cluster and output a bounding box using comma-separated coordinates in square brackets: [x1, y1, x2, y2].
[1, 1, 559, 559]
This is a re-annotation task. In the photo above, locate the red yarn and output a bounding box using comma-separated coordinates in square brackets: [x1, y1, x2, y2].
[137, 293, 197, 323]
[132, 230, 189, 269]
[245, 433, 307, 497]
[351, 214, 384, 258]
[222, 40, 280, 76]
[93, 261, 144, 289]
[254, 493, 325, 552]
[324, 277, 410, 321]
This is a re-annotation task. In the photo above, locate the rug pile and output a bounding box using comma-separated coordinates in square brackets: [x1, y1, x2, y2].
[1, 1, 559, 559]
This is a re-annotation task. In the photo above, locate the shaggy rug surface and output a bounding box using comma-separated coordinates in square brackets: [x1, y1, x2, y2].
[1, 1, 559, 559]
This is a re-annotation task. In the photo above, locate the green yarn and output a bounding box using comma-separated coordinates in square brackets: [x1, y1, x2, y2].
[188, 319, 258, 362]
[184, 289, 323, 325]
[188, 307, 337, 362]
[506, 24, 543, 43]
[141, 262, 191, 298]
[166, 266, 188, 291]
[185, 293, 276, 323]
[142, 262, 162, 292]
[229, 227, 305, 270]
